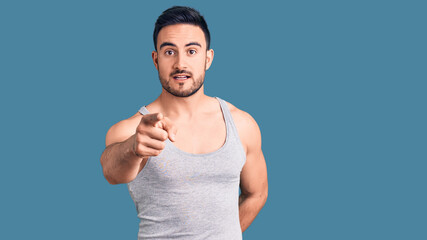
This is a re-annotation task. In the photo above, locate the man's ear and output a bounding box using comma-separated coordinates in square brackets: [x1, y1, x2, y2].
[205, 49, 214, 70]
[152, 51, 158, 70]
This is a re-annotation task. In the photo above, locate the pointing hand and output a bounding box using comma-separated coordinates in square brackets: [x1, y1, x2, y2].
[132, 113, 178, 158]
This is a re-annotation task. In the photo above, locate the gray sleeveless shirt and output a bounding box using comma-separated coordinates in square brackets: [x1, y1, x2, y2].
[127, 97, 246, 240]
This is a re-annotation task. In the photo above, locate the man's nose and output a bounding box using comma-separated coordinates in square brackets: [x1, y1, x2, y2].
[173, 53, 187, 69]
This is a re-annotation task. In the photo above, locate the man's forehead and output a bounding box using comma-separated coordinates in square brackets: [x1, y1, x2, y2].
[157, 24, 206, 48]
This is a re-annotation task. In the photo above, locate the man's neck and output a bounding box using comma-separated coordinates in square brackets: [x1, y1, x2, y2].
[156, 88, 211, 119]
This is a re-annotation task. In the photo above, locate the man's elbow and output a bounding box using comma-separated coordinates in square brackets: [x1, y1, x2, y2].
[241, 188, 268, 207]
[264, 192, 268, 206]
[102, 168, 136, 185]
[260, 188, 268, 207]
[103, 170, 133, 185]
[102, 169, 119, 185]
[105, 174, 120, 185]
[100, 151, 124, 185]
[255, 184, 269, 208]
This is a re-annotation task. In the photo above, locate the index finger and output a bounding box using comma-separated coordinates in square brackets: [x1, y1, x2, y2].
[161, 117, 178, 142]
[141, 113, 164, 126]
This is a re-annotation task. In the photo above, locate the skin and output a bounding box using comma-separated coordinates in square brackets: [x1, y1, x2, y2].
[100, 23, 268, 232]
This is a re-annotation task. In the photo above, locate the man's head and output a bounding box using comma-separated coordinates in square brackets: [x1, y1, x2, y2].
[153, 6, 210, 52]
[152, 6, 214, 98]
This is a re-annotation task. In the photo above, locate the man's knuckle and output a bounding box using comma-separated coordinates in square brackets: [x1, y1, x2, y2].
[135, 145, 143, 154]
[162, 132, 168, 140]
[136, 125, 146, 133]
[136, 135, 145, 143]
[151, 150, 159, 156]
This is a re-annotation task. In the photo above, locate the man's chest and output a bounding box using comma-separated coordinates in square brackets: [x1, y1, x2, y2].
[171, 116, 227, 155]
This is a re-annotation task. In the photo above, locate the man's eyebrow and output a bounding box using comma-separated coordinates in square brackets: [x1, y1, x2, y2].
[159, 42, 202, 50]
[185, 42, 202, 47]
[159, 42, 176, 49]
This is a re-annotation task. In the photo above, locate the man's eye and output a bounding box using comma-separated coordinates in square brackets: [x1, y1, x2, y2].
[188, 49, 197, 55]
[165, 50, 174, 55]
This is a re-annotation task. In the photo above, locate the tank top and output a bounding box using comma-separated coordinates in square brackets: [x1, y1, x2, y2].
[127, 97, 246, 240]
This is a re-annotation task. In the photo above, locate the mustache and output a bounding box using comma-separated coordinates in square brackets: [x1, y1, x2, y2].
[170, 70, 192, 77]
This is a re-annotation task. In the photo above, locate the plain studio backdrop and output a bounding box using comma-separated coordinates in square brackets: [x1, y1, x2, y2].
[0, 1, 426, 239]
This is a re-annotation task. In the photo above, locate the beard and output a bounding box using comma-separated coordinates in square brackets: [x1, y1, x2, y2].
[159, 69, 205, 98]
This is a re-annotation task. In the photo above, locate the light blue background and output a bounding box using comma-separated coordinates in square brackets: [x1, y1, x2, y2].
[1, 0, 426, 239]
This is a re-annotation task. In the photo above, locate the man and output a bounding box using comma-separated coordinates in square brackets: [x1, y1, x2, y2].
[100, 6, 268, 239]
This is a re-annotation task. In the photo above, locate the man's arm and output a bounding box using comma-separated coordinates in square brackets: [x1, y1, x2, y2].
[232, 108, 268, 232]
[100, 116, 145, 185]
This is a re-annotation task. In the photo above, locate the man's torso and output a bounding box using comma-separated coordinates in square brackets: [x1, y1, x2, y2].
[127, 97, 246, 239]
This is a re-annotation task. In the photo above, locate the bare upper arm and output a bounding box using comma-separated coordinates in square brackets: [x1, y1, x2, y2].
[105, 112, 142, 147]
[227, 103, 268, 198]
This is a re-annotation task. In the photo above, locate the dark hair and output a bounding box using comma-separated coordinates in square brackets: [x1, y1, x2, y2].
[153, 6, 210, 51]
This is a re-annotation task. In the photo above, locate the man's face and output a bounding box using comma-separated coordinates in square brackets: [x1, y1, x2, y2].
[152, 24, 214, 97]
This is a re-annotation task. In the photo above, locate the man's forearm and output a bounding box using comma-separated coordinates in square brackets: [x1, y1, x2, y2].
[238, 193, 268, 232]
[100, 136, 144, 184]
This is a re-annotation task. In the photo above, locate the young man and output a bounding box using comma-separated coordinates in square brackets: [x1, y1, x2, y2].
[100, 6, 268, 239]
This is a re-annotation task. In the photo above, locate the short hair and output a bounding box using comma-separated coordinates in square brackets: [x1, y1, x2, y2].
[153, 6, 211, 51]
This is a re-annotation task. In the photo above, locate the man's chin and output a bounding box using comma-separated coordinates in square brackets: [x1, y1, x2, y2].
[163, 85, 203, 98]
[171, 90, 197, 98]
[162, 87, 192, 98]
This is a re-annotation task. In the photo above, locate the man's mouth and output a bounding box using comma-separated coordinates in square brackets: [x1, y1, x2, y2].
[173, 74, 191, 80]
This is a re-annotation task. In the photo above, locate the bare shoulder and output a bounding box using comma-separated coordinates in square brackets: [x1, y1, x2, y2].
[226, 102, 259, 131]
[105, 112, 143, 147]
[226, 102, 262, 153]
